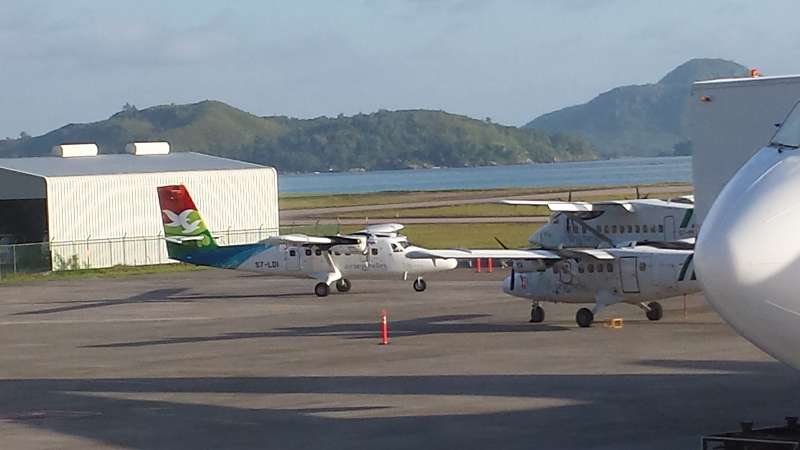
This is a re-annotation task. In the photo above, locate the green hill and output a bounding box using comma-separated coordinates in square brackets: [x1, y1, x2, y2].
[0, 102, 596, 172]
[524, 58, 751, 157]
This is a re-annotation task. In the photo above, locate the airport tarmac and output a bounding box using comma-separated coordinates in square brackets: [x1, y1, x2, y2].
[0, 268, 797, 450]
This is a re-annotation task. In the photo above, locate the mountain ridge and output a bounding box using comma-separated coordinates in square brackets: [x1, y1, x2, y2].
[0, 101, 597, 172]
[524, 58, 751, 157]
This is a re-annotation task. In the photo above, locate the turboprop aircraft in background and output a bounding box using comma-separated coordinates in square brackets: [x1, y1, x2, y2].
[408, 241, 700, 327]
[500, 196, 696, 249]
[157, 185, 457, 297]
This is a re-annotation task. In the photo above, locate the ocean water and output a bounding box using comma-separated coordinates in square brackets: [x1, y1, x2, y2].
[278, 156, 692, 194]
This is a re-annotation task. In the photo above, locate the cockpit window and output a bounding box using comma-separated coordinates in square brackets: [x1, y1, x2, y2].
[576, 211, 604, 221]
[398, 240, 412, 249]
[772, 102, 800, 148]
[391, 243, 403, 253]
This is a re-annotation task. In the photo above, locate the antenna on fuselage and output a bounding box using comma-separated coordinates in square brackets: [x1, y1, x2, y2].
[494, 237, 509, 250]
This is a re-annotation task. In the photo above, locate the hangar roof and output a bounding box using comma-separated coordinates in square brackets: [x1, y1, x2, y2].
[0, 152, 266, 178]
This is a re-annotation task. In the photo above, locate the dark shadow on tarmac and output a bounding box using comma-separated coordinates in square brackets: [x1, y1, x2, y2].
[11, 289, 316, 316]
[1, 361, 798, 450]
[85, 314, 568, 348]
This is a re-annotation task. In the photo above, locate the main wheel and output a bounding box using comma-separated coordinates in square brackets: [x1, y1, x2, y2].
[646, 301, 663, 321]
[335, 278, 352, 293]
[530, 305, 545, 323]
[413, 278, 427, 292]
[576, 308, 594, 328]
[314, 282, 329, 297]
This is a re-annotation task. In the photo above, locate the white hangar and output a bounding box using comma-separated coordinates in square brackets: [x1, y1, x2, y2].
[0, 145, 278, 270]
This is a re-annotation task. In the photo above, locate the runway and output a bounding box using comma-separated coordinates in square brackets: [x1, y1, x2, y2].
[0, 268, 796, 449]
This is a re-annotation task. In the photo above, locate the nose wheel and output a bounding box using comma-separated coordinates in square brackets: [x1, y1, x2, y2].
[645, 301, 663, 321]
[335, 278, 352, 293]
[413, 277, 427, 292]
[576, 308, 594, 328]
[530, 304, 545, 323]
[314, 282, 329, 297]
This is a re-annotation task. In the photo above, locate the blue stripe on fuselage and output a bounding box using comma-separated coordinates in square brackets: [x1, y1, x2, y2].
[169, 243, 271, 269]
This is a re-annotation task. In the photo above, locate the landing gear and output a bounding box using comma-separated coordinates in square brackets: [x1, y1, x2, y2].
[314, 282, 329, 297]
[335, 278, 352, 293]
[530, 303, 545, 323]
[576, 308, 594, 328]
[645, 301, 663, 321]
[413, 277, 427, 292]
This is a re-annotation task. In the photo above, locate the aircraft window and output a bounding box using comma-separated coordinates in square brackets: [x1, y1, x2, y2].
[334, 251, 341, 256]
[305, 249, 312, 256]
[581, 226, 587, 234]
[553, 264, 559, 274]
[371, 248, 378, 256]
[345, 250, 352, 256]
[391, 243, 403, 253]
[315, 249, 322, 256]
[597, 263, 604, 273]
[627, 225, 633, 233]
[658, 225, 664, 233]
[619, 226, 624, 234]
[607, 263, 614, 272]
[588, 264, 594, 273]
[639, 262, 647, 272]
[635, 225, 641, 233]
[289, 250, 296, 257]
[604, 225, 609, 234]
[398, 241, 412, 249]
[651, 225, 656, 233]
[612, 225, 617, 233]
[578, 265, 585, 273]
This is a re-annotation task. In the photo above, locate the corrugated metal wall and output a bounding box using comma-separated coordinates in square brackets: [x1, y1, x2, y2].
[46, 167, 278, 269]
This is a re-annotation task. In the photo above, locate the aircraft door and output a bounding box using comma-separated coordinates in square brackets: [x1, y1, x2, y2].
[619, 257, 640, 293]
[559, 261, 573, 284]
[663, 216, 676, 241]
[285, 246, 301, 271]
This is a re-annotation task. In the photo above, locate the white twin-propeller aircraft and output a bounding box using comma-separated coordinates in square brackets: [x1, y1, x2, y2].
[157, 185, 457, 297]
[501, 196, 697, 249]
[408, 239, 699, 327]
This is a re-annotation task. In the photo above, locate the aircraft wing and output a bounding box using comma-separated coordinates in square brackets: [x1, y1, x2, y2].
[352, 223, 405, 236]
[499, 200, 634, 213]
[407, 247, 616, 262]
[558, 248, 615, 260]
[264, 234, 362, 247]
[405, 248, 562, 260]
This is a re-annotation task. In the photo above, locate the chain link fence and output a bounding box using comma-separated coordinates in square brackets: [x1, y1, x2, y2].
[0, 223, 342, 277]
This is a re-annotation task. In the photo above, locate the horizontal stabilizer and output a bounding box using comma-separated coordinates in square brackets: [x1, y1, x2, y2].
[165, 235, 205, 245]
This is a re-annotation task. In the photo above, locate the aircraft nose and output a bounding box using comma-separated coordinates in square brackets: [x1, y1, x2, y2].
[696, 146, 800, 369]
[502, 275, 512, 295]
[528, 229, 545, 247]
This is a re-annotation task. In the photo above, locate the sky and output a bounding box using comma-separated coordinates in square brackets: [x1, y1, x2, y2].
[2, 0, 800, 138]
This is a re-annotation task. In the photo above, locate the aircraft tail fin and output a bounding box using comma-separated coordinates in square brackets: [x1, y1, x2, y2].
[157, 185, 218, 251]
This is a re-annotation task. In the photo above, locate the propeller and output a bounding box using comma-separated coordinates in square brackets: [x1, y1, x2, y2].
[494, 237, 515, 290]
